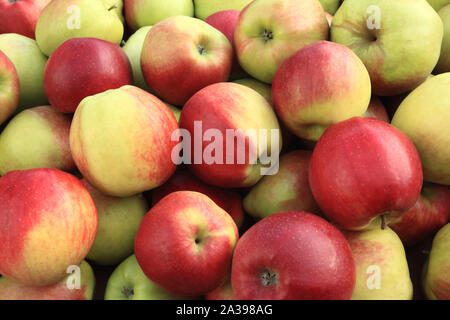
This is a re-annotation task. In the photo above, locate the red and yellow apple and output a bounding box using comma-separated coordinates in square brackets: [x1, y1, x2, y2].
[0, 50, 19, 125]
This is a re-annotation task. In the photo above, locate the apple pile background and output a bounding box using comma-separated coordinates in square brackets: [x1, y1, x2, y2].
[0, 0, 449, 301]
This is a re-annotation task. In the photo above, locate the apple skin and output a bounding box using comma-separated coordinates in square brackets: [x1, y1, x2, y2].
[427, 0, 450, 12]
[105, 255, 189, 300]
[124, 0, 194, 30]
[0, 0, 51, 39]
[435, 5, 450, 73]
[0, 106, 74, 175]
[0, 168, 98, 287]
[363, 96, 390, 123]
[0, 33, 48, 110]
[0, 261, 95, 300]
[231, 211, 355, 300]
[343, 227, 413, 300]
[135, 191, 239, 297]
[70, 85, 179, 197]
[205, 273, 235, 300]
[243, 150, 321, 220]
[390, 183, 450, 246]
[194, 0, 252, 20]
[179, 82, 282, 188]
[331, 0, 443, 96]
[205, 10, 247, 80]
[309, 117, 423, 231]
[234, 0, 329, 84]
[141, 16, 233, 106]
[152, 169, 245, 228]
[0, 50, 19, 126]
[391, 73, 450, 186]
[35, 0, 124, 56]
[319, 0, 341, 15]
[122, 26, 152, 91]
[44, 38, 133, 114]
[273, 40, 371, 141]
[82, 179, 148, 266]
[423, 223, 450, 300]
[233, 78, 272, 105]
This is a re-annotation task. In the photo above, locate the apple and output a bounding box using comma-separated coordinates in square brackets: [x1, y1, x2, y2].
[0, 33, 47, 109]
[309, 117, 423, 231]
[122, 26, 152, 91]
[0, 106, 74, 175]
[135, 191, 239, 296]
[273, 41, 371, 141]
[0, 0, 51, 39]
[231, 211, 355, 300]
[0, 50, 19, 126]
[82, 179, 148, 266]
[124, 0, 194, 30]
[435, 5, 450, 73]
[343, 227, 413, 300]
[205, 10, 247, 80]
[423, 223, 450, 300]
[363, 96, 390, 123]
[390, 183, 450, 246]
[44, 38, 133, 113]
[141, 16, 233, 106]
[70, 85, 179, 197]
[319, 0, 341, 14]
[427, 0, 450, 12]
[165, 102, 181, 122]
[35, 0, 124, 56]
[0, 168, 98, 286]
[206, 273, 235, 300]
[391, 73, 450, 186]
[243, 150, 321, 220]
[234, 0, 329, 84]
[179, 82, 282, 188]
[105, 255, 189, 300]
[331, 0, 443, 96]
[0, 261, 95, 300]
[152, 168, 245, 228]
[233, 78, 272, 105]
[194, 0, 252, 20]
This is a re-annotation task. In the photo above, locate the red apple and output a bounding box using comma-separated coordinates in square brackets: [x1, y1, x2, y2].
[44, 38, 133, 113]
[231, 211, 356, 300]
[0, 168, 98, 286]
[390, 183, 450, 246]
[141, 16, 232, 106]
[309, 117, 423, 231]
[205, 273, 235, 300]
[135, 191, 238, 296]
[205, 10, 246, 80]
[0, 49, 20, 125]
[0, 0, 51, 39]
[152, 169, 244, 228]
[364, 96, 390, 123]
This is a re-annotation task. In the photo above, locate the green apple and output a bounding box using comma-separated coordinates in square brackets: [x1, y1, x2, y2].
[0, 106, 74, 175]
[122, 26, 152, 91]
[392, 73, 450, 186]
[435, 5, 450, 73]
[234, 0, 329, 83]
[35, 0, 124, 56]
[194, 0, 252, 20]
[319, 0, 341, 14]
[243, 150, 321, 220]
[0, 33, 48, 110]
[0, 261, 95, 300]
[104, 255, 188, 300]
[344, 227, 413, 300]
[82, 179, 148, 266]
[233, 78, 272, 105]
[427, 0, 450, 11]
[124, 0, 194, 30]
[423, 223, 450, 300]
[331, 0, 443, 96]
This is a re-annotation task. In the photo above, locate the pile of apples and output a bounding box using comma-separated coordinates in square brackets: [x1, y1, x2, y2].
[0, 0, 449, 301]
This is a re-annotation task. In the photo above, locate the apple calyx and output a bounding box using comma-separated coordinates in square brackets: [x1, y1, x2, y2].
[261, 29, 274, 42]
[122, 286, 134, 299]
[261, 270, 277, 287]
[197, 45, 207, 56]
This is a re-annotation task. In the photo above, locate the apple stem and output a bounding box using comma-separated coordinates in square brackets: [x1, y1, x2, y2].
[381, 215, 387, 230]
[108, 5, 117, 11]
